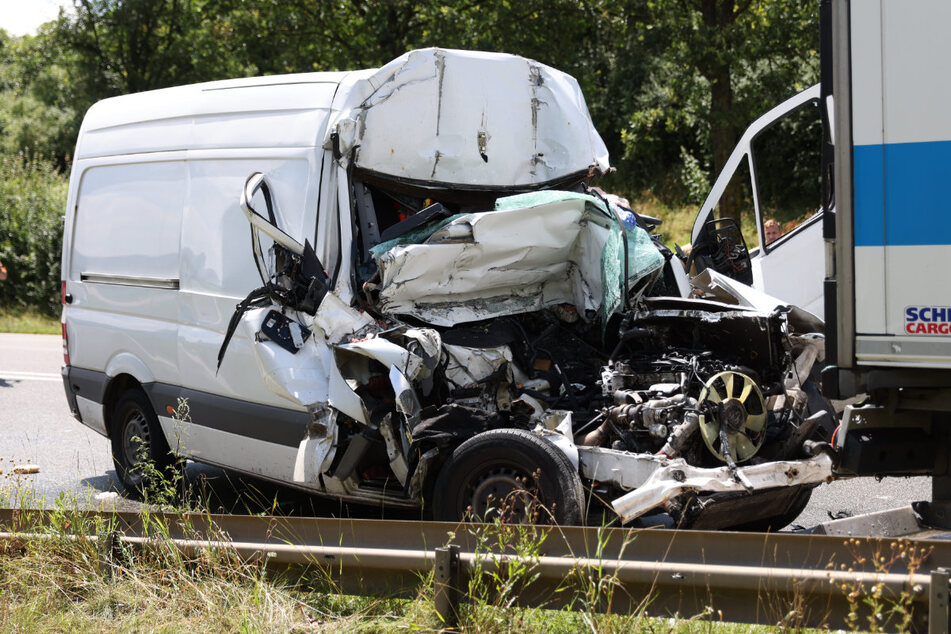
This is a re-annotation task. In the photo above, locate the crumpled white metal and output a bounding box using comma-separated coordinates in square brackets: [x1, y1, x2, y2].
[691, 268, 825, 333]
[372, 195, 614, 326]
[332, 48, 610, 187]
[611, 452, 835, 523]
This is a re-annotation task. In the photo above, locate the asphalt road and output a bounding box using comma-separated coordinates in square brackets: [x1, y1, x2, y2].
[0, 333, 134, 510]
[0, 333, 932, 528]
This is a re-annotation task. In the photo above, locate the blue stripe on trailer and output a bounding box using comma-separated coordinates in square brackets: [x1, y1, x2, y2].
[853, 144, 884, 247]
[853, 140, 951, 246]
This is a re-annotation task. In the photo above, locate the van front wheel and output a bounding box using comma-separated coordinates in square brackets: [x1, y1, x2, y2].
[432, 429, 585, 525]
[110, 389, 173, 495]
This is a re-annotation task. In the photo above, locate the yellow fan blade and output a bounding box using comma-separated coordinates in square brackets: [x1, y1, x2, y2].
[733, 433, 757, 461]
[745, 413, 767, 434]
[739, 378, 752, 403]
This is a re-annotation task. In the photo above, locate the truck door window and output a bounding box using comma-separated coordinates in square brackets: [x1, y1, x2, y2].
[750, 100, 822, 250]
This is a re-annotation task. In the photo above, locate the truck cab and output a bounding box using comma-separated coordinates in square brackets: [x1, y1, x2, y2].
[689, 85, 826, 321]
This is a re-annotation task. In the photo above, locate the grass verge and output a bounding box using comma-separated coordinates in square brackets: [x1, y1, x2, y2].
[0, 521, 782, 633]
[0, 307, 60, 334]
[0, 487, 805, 633]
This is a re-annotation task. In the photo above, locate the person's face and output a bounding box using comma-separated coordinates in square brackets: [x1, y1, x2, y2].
[764, 224, 781, 244]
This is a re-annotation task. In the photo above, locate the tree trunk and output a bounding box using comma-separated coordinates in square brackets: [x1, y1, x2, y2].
[699, 0, 744, 225]
[710, 67, 741, 223]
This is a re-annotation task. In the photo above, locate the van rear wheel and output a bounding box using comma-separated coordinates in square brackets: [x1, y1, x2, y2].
[432, 429, 585, 525]
[110, 389, 174, 495]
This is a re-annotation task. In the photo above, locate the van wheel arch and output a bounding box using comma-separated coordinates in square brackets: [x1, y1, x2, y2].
[103, 373, 144, 435]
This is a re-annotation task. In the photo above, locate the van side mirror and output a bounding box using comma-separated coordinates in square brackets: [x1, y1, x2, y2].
[240, 172, 305, 256]
[689, 218, 753, 286]
[238, 172, 327, 313]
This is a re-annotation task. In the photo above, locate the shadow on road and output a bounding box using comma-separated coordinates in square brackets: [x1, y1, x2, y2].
[79, 473, 124, 493]
[80, 461, 424, 522]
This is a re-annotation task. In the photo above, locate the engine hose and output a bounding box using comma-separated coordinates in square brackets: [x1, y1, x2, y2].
[609, 327, 653, 362]
[581, 419, 611, 447]
[573, 412, 605, 437]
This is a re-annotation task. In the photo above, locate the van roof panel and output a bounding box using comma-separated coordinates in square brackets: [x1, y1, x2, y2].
[76, 73, 352, 158]
[74, 49, 610, 189]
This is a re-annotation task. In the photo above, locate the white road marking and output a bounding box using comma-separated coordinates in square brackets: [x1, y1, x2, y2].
[0, 370, 61, 382]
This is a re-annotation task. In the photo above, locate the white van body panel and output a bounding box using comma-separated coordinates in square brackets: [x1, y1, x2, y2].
[75, 75, 348, 160]
[158, 413, 301, 483]
[62, 69, 354, 483]
[177, 153, 321, 405]
[104, 353, 156, 384]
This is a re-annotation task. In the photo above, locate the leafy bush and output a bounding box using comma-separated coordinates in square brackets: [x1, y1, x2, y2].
[0, 154, 67, 315]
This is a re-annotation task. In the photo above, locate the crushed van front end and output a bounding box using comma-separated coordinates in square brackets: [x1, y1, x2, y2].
[218, 48, 835, 528]
[227, 181, 834, 528]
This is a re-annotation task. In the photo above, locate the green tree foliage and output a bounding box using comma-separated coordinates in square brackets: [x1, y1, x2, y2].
[622, 0, 819, 217]
[0, 0, 819, 206]
[0, 27, 82, 167]
[0, 155, 68, 315]
[59, 0, 249, 95]
[0, 2, 823, 309]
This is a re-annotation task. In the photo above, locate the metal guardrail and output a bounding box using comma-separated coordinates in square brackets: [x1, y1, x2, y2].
[1, 507, 950, 631]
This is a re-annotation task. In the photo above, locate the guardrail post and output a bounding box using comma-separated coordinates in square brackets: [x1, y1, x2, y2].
[930, 568, 950, 634]
[97, 529, 117, 579]
[434, 545, 461, 630]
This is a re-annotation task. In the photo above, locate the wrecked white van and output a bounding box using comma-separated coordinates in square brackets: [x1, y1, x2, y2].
[61, 48, 834, 528]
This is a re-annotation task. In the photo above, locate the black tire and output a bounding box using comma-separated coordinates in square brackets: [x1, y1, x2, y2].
[110, 389, 174, 495]
[803, 378, 837, 442]
[732, 485, 814, 532]
[432, 428, 585, 525]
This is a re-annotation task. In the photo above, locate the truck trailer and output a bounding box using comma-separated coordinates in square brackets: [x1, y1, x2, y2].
[822, 0, 951, 505]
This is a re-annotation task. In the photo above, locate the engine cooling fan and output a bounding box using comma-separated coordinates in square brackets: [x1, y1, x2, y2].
[697, 371, 767, 463]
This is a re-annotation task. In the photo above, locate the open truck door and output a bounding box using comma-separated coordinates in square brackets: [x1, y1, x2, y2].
[689, 85, 827, 319]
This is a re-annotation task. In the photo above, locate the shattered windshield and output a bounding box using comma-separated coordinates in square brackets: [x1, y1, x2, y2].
[364, 190, 664, 327]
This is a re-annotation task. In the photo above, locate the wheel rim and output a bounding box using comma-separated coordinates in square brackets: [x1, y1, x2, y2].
[121, 409, 151, 469]
[465, 465, 537, 522]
